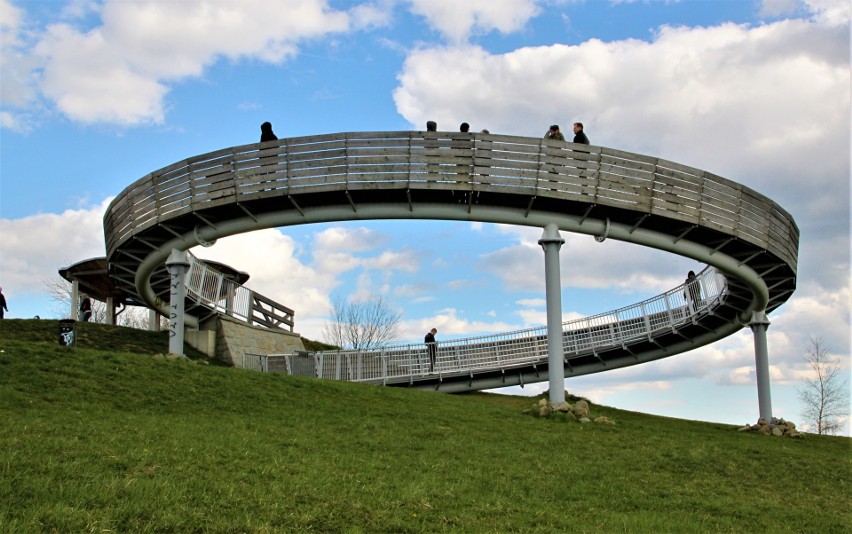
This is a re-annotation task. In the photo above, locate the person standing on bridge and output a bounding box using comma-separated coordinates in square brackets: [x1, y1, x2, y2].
[425, 328, 438, 372]
[260, 121, 278, 142]
[684, 271, 702, 313]
[545, 124, 564, 141]
[572, 122, 590, 145]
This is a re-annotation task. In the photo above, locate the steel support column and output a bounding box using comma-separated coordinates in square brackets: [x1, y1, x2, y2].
[748, 311, 773, 421]
[539, 223, 566, 405]
[166, 249, 190, 357]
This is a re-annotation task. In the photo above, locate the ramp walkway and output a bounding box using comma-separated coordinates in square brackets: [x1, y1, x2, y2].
[104, 131, 798, 390]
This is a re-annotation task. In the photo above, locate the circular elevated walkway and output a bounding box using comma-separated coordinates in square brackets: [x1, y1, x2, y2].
[104, 131, 798, 389]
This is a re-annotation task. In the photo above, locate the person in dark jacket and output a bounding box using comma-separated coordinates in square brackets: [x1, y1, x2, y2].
[260, 121, 278, 142]
[573, 122, 590, 144]
[80, 295, 92, 322]
[684, 271, 702, 313]
[424, 328, 438, 372]
[0, 287, 8, 319]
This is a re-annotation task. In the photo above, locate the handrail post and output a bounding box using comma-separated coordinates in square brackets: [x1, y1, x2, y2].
[381, 349, 387, 381]
[663, 293, 675, 327]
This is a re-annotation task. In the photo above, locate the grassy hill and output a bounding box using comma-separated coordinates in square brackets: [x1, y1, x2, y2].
[1, 319, 849, 532]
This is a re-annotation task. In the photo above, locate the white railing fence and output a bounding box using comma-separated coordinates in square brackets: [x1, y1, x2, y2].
[184, 252, 295, 330]
[251, 266, 727, 383]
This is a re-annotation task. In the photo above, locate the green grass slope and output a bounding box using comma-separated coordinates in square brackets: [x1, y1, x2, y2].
[1, 319, 849, 533]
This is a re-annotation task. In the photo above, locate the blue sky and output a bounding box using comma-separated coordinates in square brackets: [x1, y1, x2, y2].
[1, 0, 849, 433]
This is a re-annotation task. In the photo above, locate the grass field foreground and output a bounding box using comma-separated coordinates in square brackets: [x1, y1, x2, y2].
[1, 319, 849, 532]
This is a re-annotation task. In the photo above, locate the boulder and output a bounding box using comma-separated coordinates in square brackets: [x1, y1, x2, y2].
[572, 400, 590, 418]
[553, 402, 572, 413]
[739, 417, 803, 438]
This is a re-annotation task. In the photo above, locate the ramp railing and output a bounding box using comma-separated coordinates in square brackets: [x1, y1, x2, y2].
[185, 252, 295, 330]
[253, 266, 726, 382]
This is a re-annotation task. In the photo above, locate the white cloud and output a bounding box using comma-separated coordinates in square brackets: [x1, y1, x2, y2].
[408, 0, 540, 43]
[479, 229, 696, 295]
[803, 0, 851, 26]
[516, 308, 546, 327]
[760, 0, 799, 18]
[363, 250, 419, 272]
[0, 198, 112, 295]
[314, 225, 385, 252]
[4, 0, 369, 126]
[0, 0, 43, 125]
[349, 1, 396, 30]
[399, 306, 518, 339]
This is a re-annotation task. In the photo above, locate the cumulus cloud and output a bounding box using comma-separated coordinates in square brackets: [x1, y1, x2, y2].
[399, 306, 517, 339]
[3, 0, 377, 126]
[0, 0, 44, 131]
[0, 198, 112, 295]
[409, 0, 540, 43]
[478, 226, 696, 295]
[802, 0, 851, 25]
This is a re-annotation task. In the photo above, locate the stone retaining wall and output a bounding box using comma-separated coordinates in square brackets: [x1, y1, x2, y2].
[198, 314, 305, 367]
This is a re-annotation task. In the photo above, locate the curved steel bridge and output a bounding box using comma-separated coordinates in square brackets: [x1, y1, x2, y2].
[104, 131, 798, 395]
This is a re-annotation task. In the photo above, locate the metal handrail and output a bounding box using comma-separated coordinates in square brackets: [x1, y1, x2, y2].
[184, 252, 294, 330]
[256, 266, 726, 383]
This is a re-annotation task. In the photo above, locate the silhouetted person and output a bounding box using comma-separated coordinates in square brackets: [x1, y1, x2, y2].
[573, 122, 590, 144]
[426, 121, 437, 132]
[460, 122, 470, 132]
[260, 121, 278, 142]
[0, 287, 7, 319]
[80, 295, 92, 322]
[425, 328, 438, 372]
[684, 271, 702, 313]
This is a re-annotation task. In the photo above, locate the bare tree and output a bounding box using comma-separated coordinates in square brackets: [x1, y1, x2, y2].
[115, 305, 160, 329]
[42, 276, 106, 322]
[42, 276, 159, 329]
[322, 294, 402, 350]
[797, 337, 850, 435]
